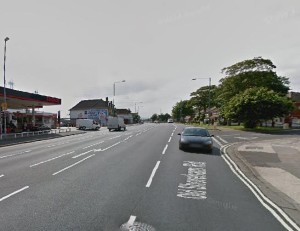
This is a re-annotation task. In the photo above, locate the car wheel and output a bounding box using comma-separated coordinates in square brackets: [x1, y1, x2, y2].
[82, 126, 86, 130]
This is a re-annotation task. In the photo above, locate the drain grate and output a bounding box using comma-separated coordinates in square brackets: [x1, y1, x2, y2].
[120, 222, 156, 231]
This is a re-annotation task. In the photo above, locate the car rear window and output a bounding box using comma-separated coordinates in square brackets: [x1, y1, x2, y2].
[182, 128, 209, 136]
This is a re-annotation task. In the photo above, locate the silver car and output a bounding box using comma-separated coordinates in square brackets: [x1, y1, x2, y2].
[178, 127, 214, 153]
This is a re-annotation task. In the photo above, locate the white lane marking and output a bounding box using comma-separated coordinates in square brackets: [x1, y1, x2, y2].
[171, 132, 174, 137]
[177, 161, 207, 200]
[136, 133, 142, 136]
[82, 141, 104, 149]
[124, 135, 133, 141]
[109, 135, 121, 140]
[235, 136, 258, 140]
[94, 141, 121, 152]
[72, 150, 94, 159]
[0, 174, 4, 178]
[216, 135, 228, 144]
[168, 137, 172, 143]
[222, 145, 300, 231]
[0, 150, 32, 159]
[212, 137, 223, 147]
[52, 154, 95, 176]
[0, 186, 29, 202]
[162, 144, 168, 155]
[127, 215, 136, 226]
[146, 161, 161, 187]
[30, 151, 75, 167]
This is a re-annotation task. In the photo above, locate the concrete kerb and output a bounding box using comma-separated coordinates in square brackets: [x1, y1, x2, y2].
[225, 142, 300, 226]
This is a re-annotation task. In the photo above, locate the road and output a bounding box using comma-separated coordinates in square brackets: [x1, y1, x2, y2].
[0, 123, 295, 230]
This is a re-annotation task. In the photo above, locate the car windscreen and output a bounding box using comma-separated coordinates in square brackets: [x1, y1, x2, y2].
[182, 128, 209, 136]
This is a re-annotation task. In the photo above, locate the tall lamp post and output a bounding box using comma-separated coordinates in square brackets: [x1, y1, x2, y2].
[3, 37, 9, 135]
[113, 80, 126, 115]
[134, 102, 143, 113]
[192, 77, 212, 118]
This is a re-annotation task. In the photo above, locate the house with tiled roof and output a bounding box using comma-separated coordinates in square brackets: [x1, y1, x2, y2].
[69, 98, 113, 126]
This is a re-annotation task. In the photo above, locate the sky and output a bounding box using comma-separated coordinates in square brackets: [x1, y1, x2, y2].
[1, 0, 300, 118]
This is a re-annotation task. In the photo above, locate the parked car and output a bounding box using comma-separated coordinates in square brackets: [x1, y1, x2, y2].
[167, 118, 174, 123]
[178, 127, 214, 153]
[38, 125, 51, 131]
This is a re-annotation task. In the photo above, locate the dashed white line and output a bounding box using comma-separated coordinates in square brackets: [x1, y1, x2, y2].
[0, 186, 29, 202]
[168, 137, 172, 143]
[146, 161, 160, 187]
[30, 151, 75, 167]
[162, 144, 168, 154]
[82, 141, 104, 149]
[52, 154, 95, 176]
[0, 174, 4, 178]
[94, 141, 121, 152]
[0, 150, 32, 159]
[72, 150, 94, 159]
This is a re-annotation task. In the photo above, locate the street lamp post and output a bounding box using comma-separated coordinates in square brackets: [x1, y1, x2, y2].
[113, 80, 126, 115]
[134, 102, 143, 113]
[3, 37, 9, 135]
[192, 77, 212, 118]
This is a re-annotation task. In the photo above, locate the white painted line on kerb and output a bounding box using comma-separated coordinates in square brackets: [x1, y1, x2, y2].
[52, 154, 95, 176]
[72, 150, 94, 159]
[168, 137, 172, 143]
[0, 186, 29, 202]
[216, 135, 228, 144]
[212, 137, 223, 147]
[0, 174, 4, 178]
[146, 161, 161, 187]
[162, 144, 168, 154]
[30, 151, 75, 167]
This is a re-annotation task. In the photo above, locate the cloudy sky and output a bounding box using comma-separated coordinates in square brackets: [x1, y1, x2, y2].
[1, 0, 300, 118]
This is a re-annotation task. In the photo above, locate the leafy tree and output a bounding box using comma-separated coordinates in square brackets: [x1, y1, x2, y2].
[150, 113, 158, 122]
[190, 85, 217, 120]
[217, 57, 290, 105]
[133, 113, 141, 123]
[158, 113, 171, 122]
[172, 100, 194, 122]
[223, 87, 294, 128]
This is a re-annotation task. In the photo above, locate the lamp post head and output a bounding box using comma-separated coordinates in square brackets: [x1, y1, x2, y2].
[191, 78, 196, 80]
[122, 80, 126, 82]
[4, 37, 9, 42]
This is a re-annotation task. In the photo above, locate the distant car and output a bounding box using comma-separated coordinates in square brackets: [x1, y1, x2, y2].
[178, 127, 214, 153]
[167, 119, 173, 123]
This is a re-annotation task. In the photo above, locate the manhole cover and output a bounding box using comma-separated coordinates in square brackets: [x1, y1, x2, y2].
[120, 222, 156, 231]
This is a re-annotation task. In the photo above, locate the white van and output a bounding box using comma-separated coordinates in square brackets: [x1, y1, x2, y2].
[167, 118, 174, 123]
[107, 117, 126, 131]
[76, 119, 100, 130]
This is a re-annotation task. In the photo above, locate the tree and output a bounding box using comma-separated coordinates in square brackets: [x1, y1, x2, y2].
[133, 114, 141, 123]
[172, 100, 194, 122]
[190, 85, 217, 121]
[158, 113, 171, 122]
[217, 57, 290, 105]
[222, 87, 294, 128]
[150, 113, 158, 122]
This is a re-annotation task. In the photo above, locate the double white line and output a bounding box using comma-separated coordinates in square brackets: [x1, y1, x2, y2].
[221, 144, 300, 231]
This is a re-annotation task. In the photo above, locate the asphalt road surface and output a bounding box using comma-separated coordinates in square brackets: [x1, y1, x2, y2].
[0, 123, 294, 231]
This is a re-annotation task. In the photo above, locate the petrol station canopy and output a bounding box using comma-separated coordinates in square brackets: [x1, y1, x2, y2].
[0, 86, 61, 110]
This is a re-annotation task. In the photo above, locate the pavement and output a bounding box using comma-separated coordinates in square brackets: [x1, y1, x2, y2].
[226, 137, 300, 226]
